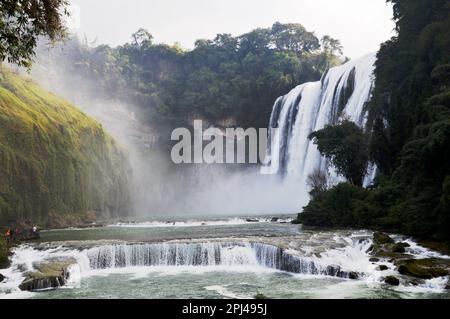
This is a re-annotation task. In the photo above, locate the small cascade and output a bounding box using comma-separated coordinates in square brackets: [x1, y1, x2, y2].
[83, 242, 350, 277]
[262, 53, 377, 207]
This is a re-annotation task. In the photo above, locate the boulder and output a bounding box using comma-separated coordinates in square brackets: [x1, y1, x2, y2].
[384, 276, 400, 286]
[19, 257, 76, 292]
[373, 232, 395, 245]
[377, 265, 389, 271]
[396, 258, 450, 279]
[0, 273, 4, 282]
[369, 257, 380, 262]
[392, 242, 410, 253]
[348, 271, 359, 280]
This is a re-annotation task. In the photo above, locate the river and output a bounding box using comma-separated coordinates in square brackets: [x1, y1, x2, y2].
[0, 215, 449, 299]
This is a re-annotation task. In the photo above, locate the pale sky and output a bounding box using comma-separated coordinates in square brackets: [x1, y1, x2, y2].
[68, 0, 395, 58]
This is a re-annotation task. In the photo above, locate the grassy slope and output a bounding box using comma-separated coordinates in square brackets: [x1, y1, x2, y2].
[0, 66, 131, 228]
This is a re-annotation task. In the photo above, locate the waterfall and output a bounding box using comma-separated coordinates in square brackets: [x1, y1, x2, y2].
[83, 242, 350, 277]
[262, 53, 377, 206]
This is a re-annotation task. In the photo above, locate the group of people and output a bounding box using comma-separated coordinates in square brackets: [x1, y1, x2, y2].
[3, 226, 39, 244]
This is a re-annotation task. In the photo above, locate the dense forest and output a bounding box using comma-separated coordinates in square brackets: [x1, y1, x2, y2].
[35, 22, 343, 131]
[299, 0, 450, 241]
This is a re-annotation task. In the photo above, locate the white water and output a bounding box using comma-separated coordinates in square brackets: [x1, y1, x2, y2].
[2, 232, 449, 298]
[262, 53, 377, 207]
[108, 217, 293, 228]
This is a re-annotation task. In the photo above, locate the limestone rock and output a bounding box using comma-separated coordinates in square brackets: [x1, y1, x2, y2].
[19, 257, 76, 292]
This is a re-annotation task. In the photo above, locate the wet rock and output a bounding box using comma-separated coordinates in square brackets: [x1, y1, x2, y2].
[369, 257, 380, 262]
[384, 276, 400, 286]
[377, 265, 389, 271]
[392, 242, 410, 253]
[271, 218, 279, 222]
[19, 257, 76, 292]
[366, 245, 374, 253]
[396, 258, 450, 279]
[373, 232, 395, 245]
[246, 219, 259, 223]
[348, 271, 359, 280]
[19, 275, 66, 291]
[0, 273, 4, 282]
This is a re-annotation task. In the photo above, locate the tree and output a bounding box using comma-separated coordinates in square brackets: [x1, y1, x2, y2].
[271, 22, 320, 54]
[0, 0, 69, 67]
[131, 28, 153, 47]
[320, 35, 343, 56]
[307, 168, 329, 199]
[309, 120, 369, 186]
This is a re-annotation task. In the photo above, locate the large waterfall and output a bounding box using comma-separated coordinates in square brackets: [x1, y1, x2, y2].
[262, 53, 377, 207]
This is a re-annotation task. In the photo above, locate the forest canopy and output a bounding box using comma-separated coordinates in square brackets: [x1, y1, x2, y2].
[35, 22, 344, 130]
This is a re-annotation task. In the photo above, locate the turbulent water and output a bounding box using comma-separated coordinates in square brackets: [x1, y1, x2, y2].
[1, 218, 449, 299]
[262, 53, 377, 206]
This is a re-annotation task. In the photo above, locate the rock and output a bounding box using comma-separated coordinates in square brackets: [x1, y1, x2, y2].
[396, 258, 450, 279]
[392, 242, 410, 253]
[245, 219, 259, 223]
[373, 232, 395, 245]
[366, 245, 374, 253]
[270, 218, 279, 222]
[348, 272, 359, 280]
[445, 280, 450, 290]
[384, 276, 400, 286]
[19, 275, 66, 292]
[369, 257, 380, 262]
[19, 257, 76, 292]
[0, 273, 4, 282]
[377, 265, 389, 271]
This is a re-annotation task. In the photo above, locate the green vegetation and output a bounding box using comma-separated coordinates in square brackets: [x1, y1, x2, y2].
[308, 121, 369, 186]
[298, 183, 370, 228]
[0, 237, 9, 268]
[0, 0, 69, 68]
[36, 22, 344, 130]
[0, 67, 131, 228]
[297, 0, 450, 241]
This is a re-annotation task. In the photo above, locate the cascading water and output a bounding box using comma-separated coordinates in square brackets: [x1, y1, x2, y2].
[262, 53, 377, 207]
[84, 242, 349, 277]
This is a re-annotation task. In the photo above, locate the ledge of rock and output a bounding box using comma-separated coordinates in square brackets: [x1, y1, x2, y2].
[19, 257, 76, 292]
[395, 258, 450, 279]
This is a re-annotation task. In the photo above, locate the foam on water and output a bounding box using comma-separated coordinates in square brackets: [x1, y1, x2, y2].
[1, 232, 449, 298]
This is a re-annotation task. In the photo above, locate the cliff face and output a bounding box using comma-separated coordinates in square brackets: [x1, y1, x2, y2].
[0, 67, 131, 228]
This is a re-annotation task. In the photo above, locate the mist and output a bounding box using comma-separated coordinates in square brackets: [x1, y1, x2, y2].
[27, 41, 304, 220]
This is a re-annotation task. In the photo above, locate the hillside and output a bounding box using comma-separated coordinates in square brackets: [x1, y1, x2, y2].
[0, 66, 131, 228]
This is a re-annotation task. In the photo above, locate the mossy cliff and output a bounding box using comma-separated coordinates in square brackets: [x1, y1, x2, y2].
[0, 66, 131, 228]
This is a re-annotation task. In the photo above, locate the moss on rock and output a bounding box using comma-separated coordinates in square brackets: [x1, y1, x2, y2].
[396, 258, 450, 279]
[0, 67, 131, 227]
[0, 238, 10, 269]
[373, 232, 395, 245]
